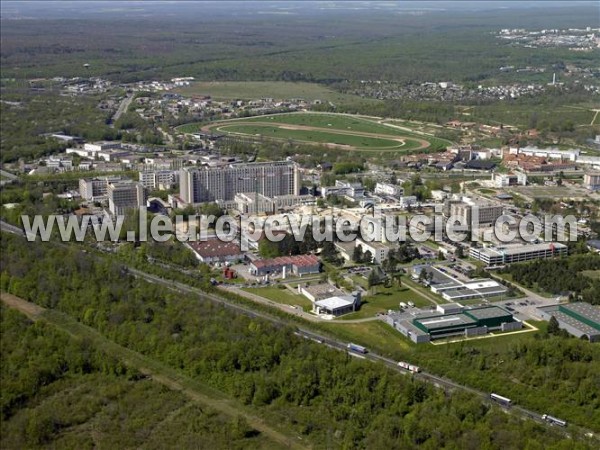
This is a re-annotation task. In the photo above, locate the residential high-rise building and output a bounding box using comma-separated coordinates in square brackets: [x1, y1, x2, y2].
[79, 176, 123, 201]
[450, 197, 504, 226]
[583, 173, 600, 191]
[107, 181, 145, 215]
[139, 170, 180, 190]
[180, 161, 300, 204]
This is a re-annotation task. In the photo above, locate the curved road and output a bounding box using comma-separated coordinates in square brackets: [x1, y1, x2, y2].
[201, 119, 431, 151]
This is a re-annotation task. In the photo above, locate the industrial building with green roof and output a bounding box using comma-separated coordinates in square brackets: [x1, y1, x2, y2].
[538, 302, 600, 342]
[412, 305, 520, 340]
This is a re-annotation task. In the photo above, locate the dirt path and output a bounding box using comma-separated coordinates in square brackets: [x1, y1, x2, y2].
[202, 121, 431, 151]
[0, 292, 45, 318]
[0, 292, 307, 450]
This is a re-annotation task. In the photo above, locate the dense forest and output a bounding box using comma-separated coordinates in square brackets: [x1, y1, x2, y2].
[0, 306, 278, 449]
[1, 4, 597, 84]
[499, 254, 600, 302]
[0, 91, 117, 163]
[1, 232, 598, 447]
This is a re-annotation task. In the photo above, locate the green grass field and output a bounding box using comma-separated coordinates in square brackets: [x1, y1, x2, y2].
[461, 103, 597, 128]
[339, 285, 433, 320]
[243, 286, 312, 310]
[240, 113, 407, 136]
[323, 320, 414, 352]
[582, 270, 600, 280]
[194, 112, 443, 152]
[217, 123, 416, 150]
[174, 81, 378, 104]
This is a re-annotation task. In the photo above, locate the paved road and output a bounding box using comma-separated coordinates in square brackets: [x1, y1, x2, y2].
[1, 222, 596, 440]
[111, 93, 134, 124]
[0, 221, 26, 237]
[0, 169, 18, 181]
[126, 267, 596, 439]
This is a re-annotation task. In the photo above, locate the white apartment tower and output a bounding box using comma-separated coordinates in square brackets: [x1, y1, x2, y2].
[107, 181, 146, 215]
[180, 161, 300, 204]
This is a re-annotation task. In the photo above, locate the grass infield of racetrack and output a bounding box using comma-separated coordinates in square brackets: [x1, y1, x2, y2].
[191, 113, 435, 151]
[216, 123, 419, 150]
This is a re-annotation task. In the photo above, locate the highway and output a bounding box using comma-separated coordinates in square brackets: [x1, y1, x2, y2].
[126, 266, 590, 439]
[0, 221, 596, 440]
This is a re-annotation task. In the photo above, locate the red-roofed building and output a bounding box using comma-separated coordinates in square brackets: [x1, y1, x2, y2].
[250, 254, 320, 277]
[187, 238, 245, 264]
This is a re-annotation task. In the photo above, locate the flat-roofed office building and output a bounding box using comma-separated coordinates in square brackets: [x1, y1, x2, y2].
[469, 242, 567, 265]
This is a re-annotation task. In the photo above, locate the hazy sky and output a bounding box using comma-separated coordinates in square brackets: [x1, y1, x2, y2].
[2, 1, 598, 21]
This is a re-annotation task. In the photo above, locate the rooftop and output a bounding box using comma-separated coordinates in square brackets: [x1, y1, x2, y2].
[315, 295, 356, 310]
[301, 283, 345, 299]
[358, 239, 392, 250]
[187, 239, 243, 258]
[438, 303, 463, 311]
[552, 311, 600, 337]
[465, 305, 512, 321]
[539, 303, 600, 337]
[400, 320, 430, 336]
[476, 242, 567, 257]
[251, 254, 320, 269]
[561, 302, 600, 329]
[415, 313, 477, 331]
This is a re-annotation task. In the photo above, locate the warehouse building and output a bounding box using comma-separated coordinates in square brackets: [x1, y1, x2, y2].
[469, 242, 568, 266]
[420, 266, 508, 300]
[388, 305, 521, 343]
[249, 254, 320, 278]
[393, 320, 432, 343]
[538, 302, 600, 342]
[187, 238, 245, 264]
[413, 305, 520, 340]
[312, 292, 362, 317]
[436, 303, 463, 315]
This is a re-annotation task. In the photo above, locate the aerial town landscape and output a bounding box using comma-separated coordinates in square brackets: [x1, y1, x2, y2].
[1, 1, 599, 448]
